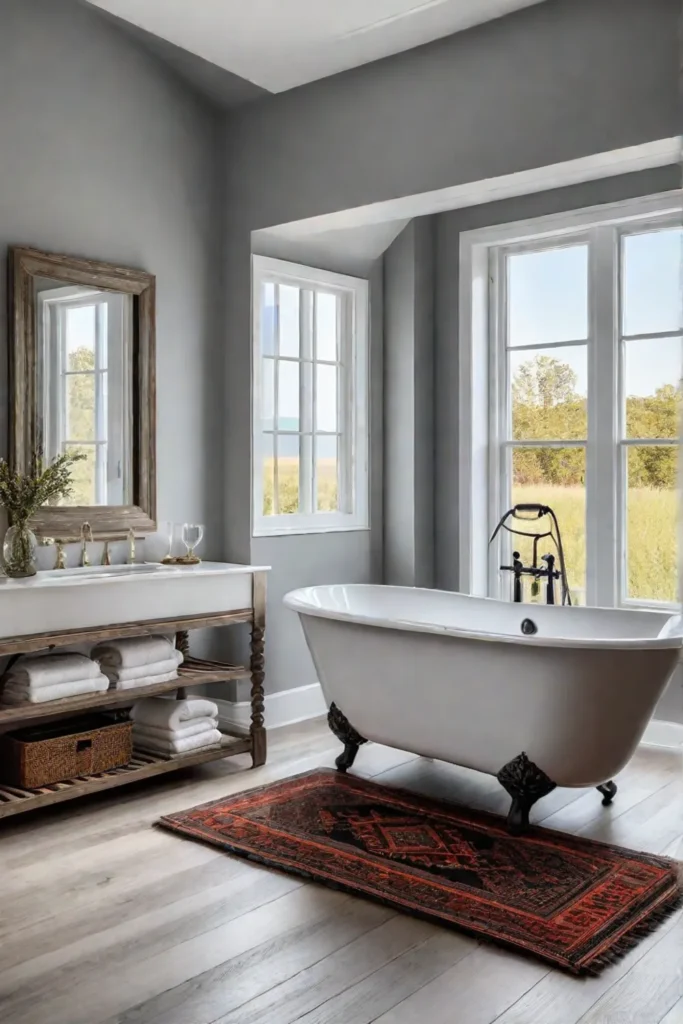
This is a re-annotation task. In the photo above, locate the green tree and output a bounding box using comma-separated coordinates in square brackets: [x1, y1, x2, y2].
[511, 355, 679, 489]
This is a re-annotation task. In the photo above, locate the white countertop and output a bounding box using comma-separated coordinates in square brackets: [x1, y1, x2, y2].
[0, 561, 271, 590]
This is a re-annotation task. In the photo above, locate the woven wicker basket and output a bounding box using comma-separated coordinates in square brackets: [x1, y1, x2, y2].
[0, 714, 133, 789]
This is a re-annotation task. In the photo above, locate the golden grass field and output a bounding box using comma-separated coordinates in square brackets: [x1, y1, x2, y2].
[512, 484, 677, 604]
[263, 458, 338, 515]
[263, 461, 677, 604]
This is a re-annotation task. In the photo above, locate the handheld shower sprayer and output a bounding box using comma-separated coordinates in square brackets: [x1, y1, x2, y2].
[489, 503, 572, 606]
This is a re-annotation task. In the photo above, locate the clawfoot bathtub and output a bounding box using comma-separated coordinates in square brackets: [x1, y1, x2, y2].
[283, 585, 682, 833]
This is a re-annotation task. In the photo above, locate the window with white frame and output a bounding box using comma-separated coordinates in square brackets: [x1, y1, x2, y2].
[460, 193, 682, 609]
[252, 256, 369, 535]
[38, 286, 132, 506]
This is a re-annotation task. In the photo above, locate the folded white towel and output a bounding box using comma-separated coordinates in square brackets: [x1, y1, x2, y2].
[7, 653, 101, 689]
[100, 651, 183, 683]
[132, 717, 217, 741]
[110, 669, 181, 691]
[0, 674, 110, 705]
[92, 635, 176, 669]
[131, 697, 219, 732]
[134, 728, 223, 756]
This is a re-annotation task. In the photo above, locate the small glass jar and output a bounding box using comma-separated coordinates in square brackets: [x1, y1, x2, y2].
[3, 522, 38, 578]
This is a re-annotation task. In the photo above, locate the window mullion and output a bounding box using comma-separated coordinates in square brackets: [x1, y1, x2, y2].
[300, 290, 314, 515]
[272, 286, 281, 516]
[588, 226, 619, 607]
[489, 247, 505, 598]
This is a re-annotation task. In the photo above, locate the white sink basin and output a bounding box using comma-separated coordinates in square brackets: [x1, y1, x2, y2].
[0, 562, 269, 640]
[41, 564, 163, 580]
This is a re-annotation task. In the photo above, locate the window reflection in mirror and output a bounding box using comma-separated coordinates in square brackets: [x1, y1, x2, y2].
[36, 281, 133, 507]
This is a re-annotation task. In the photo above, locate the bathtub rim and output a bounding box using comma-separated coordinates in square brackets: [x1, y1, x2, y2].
[283, 584, 683, 651]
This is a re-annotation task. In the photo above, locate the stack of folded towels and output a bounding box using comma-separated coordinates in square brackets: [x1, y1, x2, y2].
[130, 696, 222, 758]
[0, 653, 109, 705]
[92, 636, 183, 691]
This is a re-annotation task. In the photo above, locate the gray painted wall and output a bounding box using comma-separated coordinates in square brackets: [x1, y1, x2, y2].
[434, 165, 683, 724]
[247, 237, 384, 697]
[384, 219, 435, 588]
[0, 0, 224, 563]
[223, 0, 679, 699]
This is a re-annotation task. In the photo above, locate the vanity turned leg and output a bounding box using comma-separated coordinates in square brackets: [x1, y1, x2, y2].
[497, 752, 557, 836]
[328, 703, 367, 773]
[249, 623, 267, 768]
[597, 780, 617, 806]
[175, 630, 190, 659]
[175, 631, 190, 700]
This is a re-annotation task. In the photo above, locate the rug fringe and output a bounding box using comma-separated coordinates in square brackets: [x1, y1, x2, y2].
[585, 889, 683, 975]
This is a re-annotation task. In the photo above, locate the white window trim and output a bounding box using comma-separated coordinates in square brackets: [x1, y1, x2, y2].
[252, 255, 370, 537]
[458, 189, 682, 607]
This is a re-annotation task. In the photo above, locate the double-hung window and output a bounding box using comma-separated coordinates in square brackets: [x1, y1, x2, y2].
[252, 256, 369, 535]
[460, 192, 682, 608]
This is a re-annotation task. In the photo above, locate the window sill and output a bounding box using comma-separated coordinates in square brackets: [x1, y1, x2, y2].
[252, 521, 370, 538]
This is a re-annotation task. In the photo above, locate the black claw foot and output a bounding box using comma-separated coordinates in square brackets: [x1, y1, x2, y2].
[328, 703, 367, 773]
[507, 798, 533, 836]
[335, 743, 359, 773]
[597, 780, 617, 806]
[497, 752, 557, 835]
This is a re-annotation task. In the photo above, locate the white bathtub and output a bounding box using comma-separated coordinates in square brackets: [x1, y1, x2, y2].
[284, 584, 682, 831]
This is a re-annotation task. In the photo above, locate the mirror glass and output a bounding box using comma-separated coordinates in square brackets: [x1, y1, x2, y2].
[35, 279, 134, 506]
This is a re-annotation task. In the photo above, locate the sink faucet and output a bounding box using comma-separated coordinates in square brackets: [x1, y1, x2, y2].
[80, 523, 93, 567]
[55, 541, 67, 570]
[127, 528, 136, 565]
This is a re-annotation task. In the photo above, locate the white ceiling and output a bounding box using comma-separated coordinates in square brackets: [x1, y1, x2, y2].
[88, 0, 547, 93]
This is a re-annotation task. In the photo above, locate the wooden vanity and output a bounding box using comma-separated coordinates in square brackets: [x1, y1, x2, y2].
[0, 562, 268, 820]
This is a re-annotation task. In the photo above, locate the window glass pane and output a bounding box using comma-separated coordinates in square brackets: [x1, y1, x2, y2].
[278, 361, 299, 431]
[262, 358, 275, 430]
[507, 245, 588, 346]
[626, 445, 677, 602]
[66, 373, 96, 441]
[624, 336, 681, 439]
[511, 347, 586, 441]
[316, 364, 338, 432]
[277, 434, 299, 514]
[316, 435, 338, 512]
[622, 228, 683, 337]
[63, 444, 96, 505]
[278, 285, 300, 357]
[510, 446, 586, 603]
[261, 283, 276, 356]
[66, 306, 97, 370]
[262, 434, 275, 516]
[316, 292, 338, 361]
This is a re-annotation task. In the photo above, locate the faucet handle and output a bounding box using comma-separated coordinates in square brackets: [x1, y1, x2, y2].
[80, 522, 91, 567]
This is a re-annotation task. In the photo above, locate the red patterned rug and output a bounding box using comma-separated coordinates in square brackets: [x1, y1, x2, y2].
[158, 769, 681, 974]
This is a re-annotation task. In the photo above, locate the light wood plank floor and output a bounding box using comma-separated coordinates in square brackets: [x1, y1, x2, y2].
[0, 719, 681, 1024]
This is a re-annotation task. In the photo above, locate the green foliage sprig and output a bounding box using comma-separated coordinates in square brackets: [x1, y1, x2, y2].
[0, 449, 86, 524]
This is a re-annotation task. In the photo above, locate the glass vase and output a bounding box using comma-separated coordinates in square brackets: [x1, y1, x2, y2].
[3, 522, 38, 578]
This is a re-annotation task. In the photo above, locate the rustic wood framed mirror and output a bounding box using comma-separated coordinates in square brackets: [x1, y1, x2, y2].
[9, 247, 156, 540]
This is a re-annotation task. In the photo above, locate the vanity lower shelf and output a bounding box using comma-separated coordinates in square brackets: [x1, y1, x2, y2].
[0, 737, 252, 820]
[0, 656, 250, 731]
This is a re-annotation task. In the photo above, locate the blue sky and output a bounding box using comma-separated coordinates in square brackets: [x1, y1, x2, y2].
[508, 227, 682, 399]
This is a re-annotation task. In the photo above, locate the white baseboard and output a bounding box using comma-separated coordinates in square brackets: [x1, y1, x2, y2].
[216, 682, 327, 733]
[641, 718, 683, 750]
[218, 684, 683, 752]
